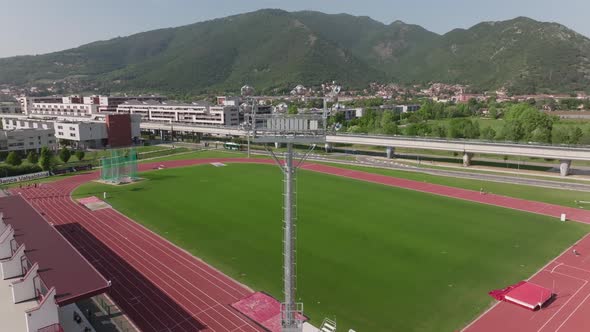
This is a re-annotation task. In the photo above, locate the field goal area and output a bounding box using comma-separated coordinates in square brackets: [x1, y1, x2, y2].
[100, 148, 139, 184]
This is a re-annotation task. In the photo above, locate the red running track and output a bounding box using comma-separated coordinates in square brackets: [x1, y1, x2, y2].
[10, 158, 590, 331]
[463, 234, 590, 332]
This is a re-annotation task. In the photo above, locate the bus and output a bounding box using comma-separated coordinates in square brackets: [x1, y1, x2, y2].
[224, 142, 241, 151]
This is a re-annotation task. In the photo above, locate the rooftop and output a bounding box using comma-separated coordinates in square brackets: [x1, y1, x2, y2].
[0, 195, 109, 306]
[121, 100, 214, 107]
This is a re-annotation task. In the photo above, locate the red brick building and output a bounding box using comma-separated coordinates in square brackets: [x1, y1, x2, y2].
[105, 114, 132, 147]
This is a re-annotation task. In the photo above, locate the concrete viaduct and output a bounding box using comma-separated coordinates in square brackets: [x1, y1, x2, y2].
[140, 122, 590, 176]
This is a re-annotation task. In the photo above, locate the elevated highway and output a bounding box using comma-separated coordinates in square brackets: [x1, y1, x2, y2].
[141, 122, 590, 176]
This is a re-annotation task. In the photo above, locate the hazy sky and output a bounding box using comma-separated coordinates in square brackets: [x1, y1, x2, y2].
[1, 0, 589, 58]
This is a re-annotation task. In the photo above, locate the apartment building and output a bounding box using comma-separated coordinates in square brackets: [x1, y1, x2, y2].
[18, 95, 166, 116]
[83, 95, 167, 112]
[116, 100, 240, 126]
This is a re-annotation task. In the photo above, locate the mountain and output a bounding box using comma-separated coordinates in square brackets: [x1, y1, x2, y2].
[1, 10, 589, 95]
[398, 17, 590, 94]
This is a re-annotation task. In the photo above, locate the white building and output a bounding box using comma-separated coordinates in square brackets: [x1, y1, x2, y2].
[0, 196, 110, 332]
[2, 115, 140, 149]
[28, 101, 98, 117]
[0, 128, 56, 152]
[18, 95, 166, 116]
[333, 107, 363, 120]
[116, 100, 240, 126]
[395, 104, 421, 113]
[84, 95, 167, 112]
[17, 97, 62, 115]
[216, 96, 240, 107]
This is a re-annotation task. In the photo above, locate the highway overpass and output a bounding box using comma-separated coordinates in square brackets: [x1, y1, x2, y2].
[142, 122, 590, 176]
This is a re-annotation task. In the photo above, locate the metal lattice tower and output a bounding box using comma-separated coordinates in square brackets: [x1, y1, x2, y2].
[251, 84, 339, 332]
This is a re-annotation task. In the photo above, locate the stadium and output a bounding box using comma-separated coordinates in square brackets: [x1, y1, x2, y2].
[1, 102, 590, 332]
[0, 140, 588, 331]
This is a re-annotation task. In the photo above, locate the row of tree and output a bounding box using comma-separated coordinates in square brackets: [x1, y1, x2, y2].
[340, 102, 589, 144]
[4, 147, 85, 170]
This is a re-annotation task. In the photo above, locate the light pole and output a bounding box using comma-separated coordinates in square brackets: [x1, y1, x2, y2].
[260, 83, 339, 332]
[241, 86, 257, 158]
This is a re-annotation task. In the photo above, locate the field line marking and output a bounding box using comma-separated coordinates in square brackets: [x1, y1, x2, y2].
[559, 263, 590, 276]
[551, 263, 564, 273]
[537, 279, 588, 332]
[555, 285, 590, 331]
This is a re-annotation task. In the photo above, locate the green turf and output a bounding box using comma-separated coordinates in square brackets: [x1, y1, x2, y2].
[73, 163, 590, 332]
[148, 150, 590, 207]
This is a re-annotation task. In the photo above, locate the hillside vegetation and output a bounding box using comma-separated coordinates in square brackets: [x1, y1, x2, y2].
[1, 10, 589, 94]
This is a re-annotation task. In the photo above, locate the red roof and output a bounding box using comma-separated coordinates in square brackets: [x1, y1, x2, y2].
[0, 195, 109, 305]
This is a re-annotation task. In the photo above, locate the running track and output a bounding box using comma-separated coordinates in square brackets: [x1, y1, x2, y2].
[9, 158, 590, 331]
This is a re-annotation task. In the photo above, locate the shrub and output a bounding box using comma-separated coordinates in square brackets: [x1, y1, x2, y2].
[6, 151, 22, 166]
[75, 150, 85, 161]
[0, 164, 42, 178]
[59, 147, 71, 163]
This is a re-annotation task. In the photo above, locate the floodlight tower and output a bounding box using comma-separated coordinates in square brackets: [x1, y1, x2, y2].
[240, 85, 256, 158]
[252, 84, 340, 332]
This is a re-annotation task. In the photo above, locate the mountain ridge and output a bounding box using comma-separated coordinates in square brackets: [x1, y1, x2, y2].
[0, 9, 589, 95]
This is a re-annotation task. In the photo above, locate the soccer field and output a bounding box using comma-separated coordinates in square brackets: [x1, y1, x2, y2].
[73, 163, 590, 331]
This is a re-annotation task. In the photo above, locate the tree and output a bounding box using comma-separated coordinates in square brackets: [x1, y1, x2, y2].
[38, 146, 54, 171]
[5, 151, 22, 166]
[59, 147, 71, 163]
[287, 104, 298, 115]
[448, 118, 479, 139]
[488, 106, 499, 119]
[405, 123, 431, 136]
[431, 125, 447, 138]
[500, 121, 524, 141]
[75, 150, 85, 161]
[380, 111, 398, 135]
[464, 120, 480, 139]
[570, 127, 583, 144]
[552, 127, 570, 144]
[500, 103, 554, 143]
[26, 151, 39, 164]
[38, 156, 53, 171]
[480, 126, 496, 140]
[40, 146, 52, 159]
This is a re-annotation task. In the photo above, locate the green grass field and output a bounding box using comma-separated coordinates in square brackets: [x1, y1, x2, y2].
[149, 150, 590, 207]
[73, 163, 590, 331]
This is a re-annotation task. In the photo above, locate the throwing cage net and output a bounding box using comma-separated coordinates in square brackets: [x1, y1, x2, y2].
[100, 148, 138, 184]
